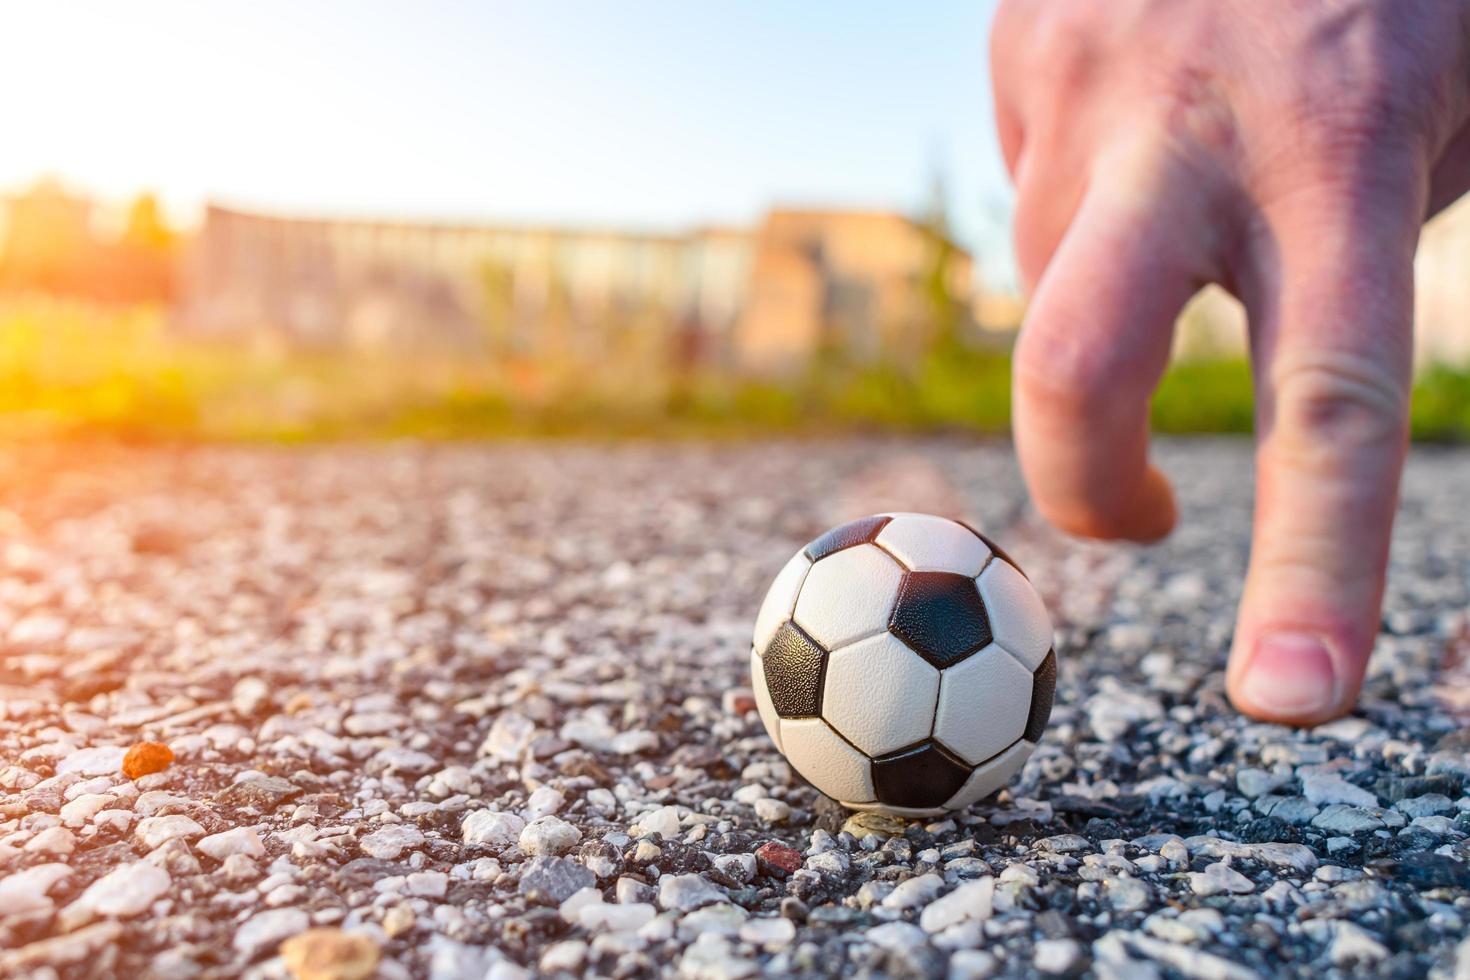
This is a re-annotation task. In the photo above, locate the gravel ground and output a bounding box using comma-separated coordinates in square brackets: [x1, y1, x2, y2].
[1, 438, 1468, 980]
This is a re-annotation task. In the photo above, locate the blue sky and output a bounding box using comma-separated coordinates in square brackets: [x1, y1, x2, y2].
[3, 1, 1015, 284]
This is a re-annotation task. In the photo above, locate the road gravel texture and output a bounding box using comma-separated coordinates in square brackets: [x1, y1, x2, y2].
[0, 439, 1468, 979]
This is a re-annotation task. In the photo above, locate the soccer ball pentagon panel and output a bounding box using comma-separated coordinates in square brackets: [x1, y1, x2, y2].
[750, 513, 1056, 817]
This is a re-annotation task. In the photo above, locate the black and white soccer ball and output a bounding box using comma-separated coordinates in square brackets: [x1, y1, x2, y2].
[751, 513, 1057, 817]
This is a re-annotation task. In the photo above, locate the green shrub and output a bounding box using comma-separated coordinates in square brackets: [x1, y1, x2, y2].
[1, 300, 1469, 442]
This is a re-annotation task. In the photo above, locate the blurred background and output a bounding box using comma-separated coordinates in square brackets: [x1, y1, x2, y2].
[4, 0, 1470, 442]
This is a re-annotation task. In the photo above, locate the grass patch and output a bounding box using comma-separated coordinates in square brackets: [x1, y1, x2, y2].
[1, 299, 1468, 442]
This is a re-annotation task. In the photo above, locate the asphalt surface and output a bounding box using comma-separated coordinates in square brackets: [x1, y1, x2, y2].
[0, 438, 1467, 979]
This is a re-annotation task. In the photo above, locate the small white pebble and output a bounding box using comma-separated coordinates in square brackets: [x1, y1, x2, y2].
[739, 916, 796, 949]
[753, 798, 791, 824]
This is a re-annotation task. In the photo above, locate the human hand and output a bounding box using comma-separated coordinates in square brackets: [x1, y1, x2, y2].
[991, 0, 1470, 725]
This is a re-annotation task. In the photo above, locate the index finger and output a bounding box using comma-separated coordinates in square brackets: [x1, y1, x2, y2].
[1012, 142, 1217, 541]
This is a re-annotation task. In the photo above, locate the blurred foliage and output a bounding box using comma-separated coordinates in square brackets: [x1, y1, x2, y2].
[1408, 365, 1470, 441]
[1, 300, 1469, 443]
[1151, 360, 1257, 435]
[0, 182, 177, 304]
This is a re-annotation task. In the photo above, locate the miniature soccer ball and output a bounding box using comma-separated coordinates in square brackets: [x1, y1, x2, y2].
[750, 513, 1056, 817]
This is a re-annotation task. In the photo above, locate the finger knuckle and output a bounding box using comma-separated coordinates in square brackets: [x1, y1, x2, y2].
[1248, 51, 1431, 197]
[1299, 99, 1414, 163]
[1034, 3, 1096, 57]
[1017, 4, 1101, 92]
[1153, 67, 1240, 159]
[1273, 357, 1407, 451]
[1013, 326, 1122, 421]
[1272, 57, 1428, 166]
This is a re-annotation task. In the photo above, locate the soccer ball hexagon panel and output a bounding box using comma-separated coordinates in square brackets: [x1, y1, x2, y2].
[822, 632, 939, 757]
[874, 512, 992, 576]
[750, 513, 1057, 815]
[793, 543, 904, 650]
[933, 647, 1034, 766]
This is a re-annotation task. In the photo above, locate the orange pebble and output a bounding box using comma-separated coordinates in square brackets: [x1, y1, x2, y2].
[121, 741, 174, 779]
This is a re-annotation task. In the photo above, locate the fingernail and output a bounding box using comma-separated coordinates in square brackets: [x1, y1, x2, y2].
[1239, 631, 1339, 718]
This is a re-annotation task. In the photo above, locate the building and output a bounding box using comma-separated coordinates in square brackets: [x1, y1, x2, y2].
[0, 180, 177, 302]
[0, 178, 97, 294]
[177, 204, 975, 371]
[733, 209, 974, 373]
